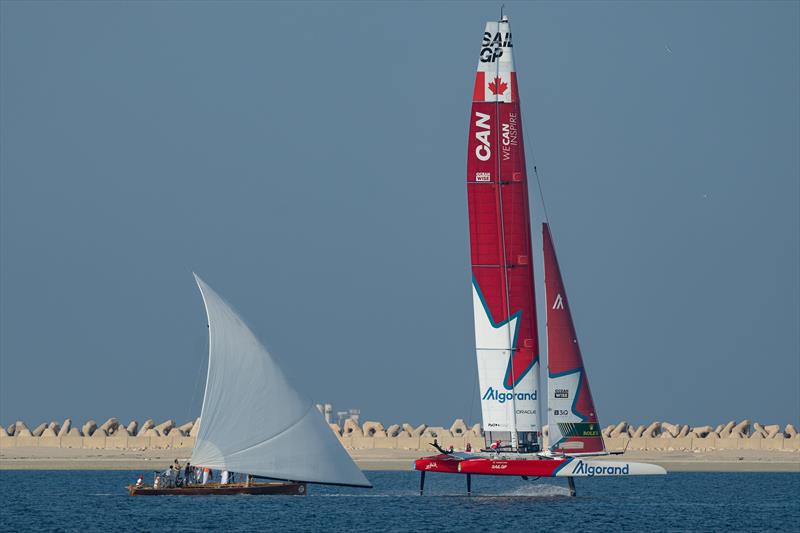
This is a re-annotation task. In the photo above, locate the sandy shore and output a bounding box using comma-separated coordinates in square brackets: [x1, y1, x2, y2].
[1, 447, 797, 473]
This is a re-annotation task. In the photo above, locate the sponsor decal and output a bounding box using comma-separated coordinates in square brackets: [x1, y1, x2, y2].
[554, 388, 569, 399]
[482, 387, 537, 404]
[480, 31, 512, 63]
[490, 462, 508, 470]
[501, 113, 518, 161]
[474, 112, 491, 161]
[552, 294, 564, 310]
[553, 409, 568, 416]
[557, 422, 600, 438]
[475, 171, 491, 182]
[571, 460, 629, 476]
[425, 463, 438, 470]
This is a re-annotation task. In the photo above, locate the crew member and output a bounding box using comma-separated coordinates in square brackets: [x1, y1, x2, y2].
[184, 462, 192, 485]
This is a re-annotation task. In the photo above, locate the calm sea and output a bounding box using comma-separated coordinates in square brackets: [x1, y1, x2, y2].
[1, 470, 798, 532]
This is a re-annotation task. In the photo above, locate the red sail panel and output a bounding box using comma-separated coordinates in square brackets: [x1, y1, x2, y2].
[543, 223, 604, 454]
[468, 103, 540, 389]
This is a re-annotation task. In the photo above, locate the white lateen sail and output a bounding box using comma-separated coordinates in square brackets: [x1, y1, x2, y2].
[191, 274, 371, 488]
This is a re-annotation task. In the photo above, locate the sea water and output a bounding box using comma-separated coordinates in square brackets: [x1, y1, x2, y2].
[0, 470, 798, 532]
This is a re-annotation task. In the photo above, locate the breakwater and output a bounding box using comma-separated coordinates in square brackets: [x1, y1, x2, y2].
[1, 418, 798, 453]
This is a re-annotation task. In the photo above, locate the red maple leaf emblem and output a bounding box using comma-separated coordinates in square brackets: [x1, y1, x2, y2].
[488, 76, 508, 95]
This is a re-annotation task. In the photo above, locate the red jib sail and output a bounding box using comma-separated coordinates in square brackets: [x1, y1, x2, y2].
[467, 16, 542, 448]
[543, 223, 604, 454]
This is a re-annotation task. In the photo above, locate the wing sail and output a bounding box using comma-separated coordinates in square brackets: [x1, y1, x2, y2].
[467, 17, 542, 448]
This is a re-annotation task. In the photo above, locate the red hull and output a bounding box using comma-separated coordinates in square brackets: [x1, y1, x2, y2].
[414, 454, 570, 477]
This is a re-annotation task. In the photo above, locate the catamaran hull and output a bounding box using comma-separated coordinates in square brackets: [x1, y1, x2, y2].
[127, 482, 307, 496]
[415, 455, 666, 477]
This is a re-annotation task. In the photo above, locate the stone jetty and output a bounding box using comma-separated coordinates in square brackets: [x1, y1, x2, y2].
[1, 418, 798, 453]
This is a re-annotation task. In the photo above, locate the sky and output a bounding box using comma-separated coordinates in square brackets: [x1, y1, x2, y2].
[1, 1, 798, 430]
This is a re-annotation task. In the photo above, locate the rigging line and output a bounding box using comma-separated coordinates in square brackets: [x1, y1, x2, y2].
[517, 77, 550, 226]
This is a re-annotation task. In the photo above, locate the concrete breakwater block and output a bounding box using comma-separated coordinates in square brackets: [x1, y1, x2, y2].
[140, 419, 155, 435]
[99, 418, 120, 435]
[15, 422, 32, 437]
[82, 420, 97, 437]
[691, 425, 713, 438]
[176, 421, 194, 435]
[410, 424, 427, 437]
[362, 421, 385, 437]
[731, 420, 750, 437]
[719, 421, 736, 437]
[765, 424, 782, 438]
[154, 420, 175, 435]
[643, 422, 661, 438]
[329, 423, 342, 436]
[385, 424, 403, 437]
[57, 419, 72, 438]
[610, 422, 628, 438]
[342, 419, 362, 437]
[189, 417, 201, 437]
[450, 419, 468, 436]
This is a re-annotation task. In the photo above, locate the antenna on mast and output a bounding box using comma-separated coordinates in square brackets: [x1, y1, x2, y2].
[500, 4, 508, 22]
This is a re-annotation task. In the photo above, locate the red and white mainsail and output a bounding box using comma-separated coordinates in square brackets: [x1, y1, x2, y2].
[543, 224, 604, 454]
[467, 16, 542, 450]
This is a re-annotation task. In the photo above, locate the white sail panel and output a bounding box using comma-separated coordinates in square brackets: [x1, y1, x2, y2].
[473, 283, 540, 433]
[191, 274, 371, 488]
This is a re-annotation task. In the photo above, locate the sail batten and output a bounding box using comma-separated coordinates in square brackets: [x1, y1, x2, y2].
[191, 274, 372, 488]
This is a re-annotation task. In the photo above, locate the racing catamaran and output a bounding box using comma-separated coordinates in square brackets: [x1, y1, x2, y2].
[413, 14, 665, 496]
[129, 274, 372, 496]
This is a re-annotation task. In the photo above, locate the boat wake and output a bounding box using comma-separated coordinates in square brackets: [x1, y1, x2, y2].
[492, 484, 572, 498]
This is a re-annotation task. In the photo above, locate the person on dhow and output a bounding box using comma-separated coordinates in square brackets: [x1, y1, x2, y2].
[202, 467, 212, 485]
[183, 462, 192, 485]
[221, 470, 229, 485]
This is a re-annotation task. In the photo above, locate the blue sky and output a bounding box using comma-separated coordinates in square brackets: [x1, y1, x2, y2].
[1, 1, 798, 428]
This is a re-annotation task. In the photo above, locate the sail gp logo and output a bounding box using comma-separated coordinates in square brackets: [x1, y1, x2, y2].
[480, 31, 512, 63]
[571, 460, 629, 476]
[552, 294, 564, 310]
[482, 387, 536, 404]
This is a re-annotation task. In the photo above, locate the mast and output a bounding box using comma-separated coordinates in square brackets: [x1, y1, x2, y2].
[542, 225, 605, 454]
[467, 15, 542, 452]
